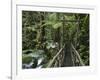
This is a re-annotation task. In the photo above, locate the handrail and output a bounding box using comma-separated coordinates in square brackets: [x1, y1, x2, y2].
[71, 43, 85, 66]
[47, 44, 65, 67]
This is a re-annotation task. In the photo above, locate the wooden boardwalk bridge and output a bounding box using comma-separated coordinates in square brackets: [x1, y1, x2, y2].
[47, 43, 85, 67]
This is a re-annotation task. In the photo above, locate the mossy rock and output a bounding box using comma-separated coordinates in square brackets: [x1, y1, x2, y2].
[22, 56, 33, 64]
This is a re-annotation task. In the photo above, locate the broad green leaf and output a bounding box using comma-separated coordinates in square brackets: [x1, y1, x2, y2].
[48, 13, 57, 21]
[53, 22, 62, 29]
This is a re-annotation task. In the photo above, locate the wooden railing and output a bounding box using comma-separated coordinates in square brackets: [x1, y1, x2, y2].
[47, 44, 65, 67]
[71, 43, 85, 66]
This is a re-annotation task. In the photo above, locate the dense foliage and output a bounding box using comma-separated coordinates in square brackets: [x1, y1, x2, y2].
[22, 11, 89, 69]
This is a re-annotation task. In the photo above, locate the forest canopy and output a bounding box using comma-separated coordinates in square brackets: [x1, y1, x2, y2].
[22, 11, 89, 69]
